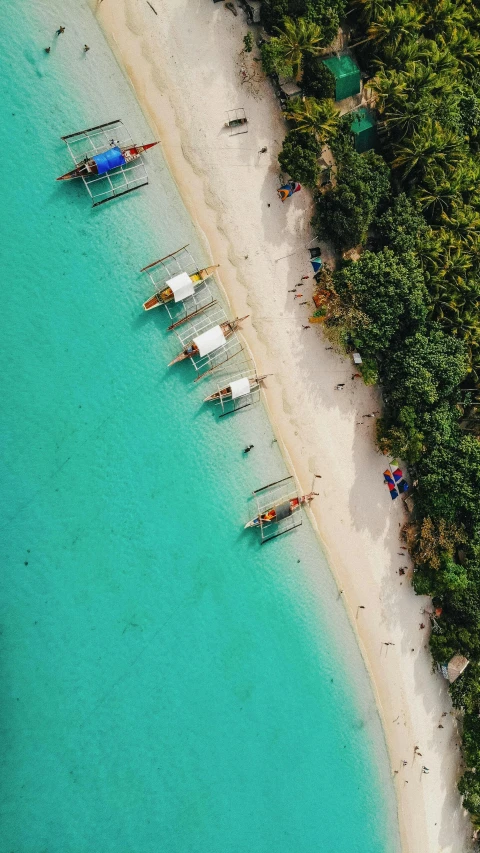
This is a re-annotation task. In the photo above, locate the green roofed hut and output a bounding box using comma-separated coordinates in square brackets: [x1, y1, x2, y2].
[350, 108, 376, 153]
[322, 55, 360, 102]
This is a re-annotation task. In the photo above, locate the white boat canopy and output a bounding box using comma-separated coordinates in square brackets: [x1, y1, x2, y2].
[230, 377, 251, 399]
[167, 272, 195, 303]
[193, 325, 226, 357]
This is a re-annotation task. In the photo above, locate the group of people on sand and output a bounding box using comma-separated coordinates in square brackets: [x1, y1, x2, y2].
[44, 26, 90, 54]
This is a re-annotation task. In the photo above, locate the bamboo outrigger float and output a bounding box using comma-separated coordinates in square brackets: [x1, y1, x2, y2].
[168, 316, 248, 366]
[58, 120, 158, 206]
[245, 476, 317, 543]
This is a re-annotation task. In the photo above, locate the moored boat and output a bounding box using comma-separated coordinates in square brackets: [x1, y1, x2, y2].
[244, 493, 315, 529]
[143, 265, 218, 311]
[204, 374, 269, 403]
[56, 142, 158, 181]
[168, 316, 248, 366]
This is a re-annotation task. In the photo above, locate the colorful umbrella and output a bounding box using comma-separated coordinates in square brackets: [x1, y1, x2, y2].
[277, 181, 302, 202]
[383, 470, 399, 500]
[311, 257, 323, 274]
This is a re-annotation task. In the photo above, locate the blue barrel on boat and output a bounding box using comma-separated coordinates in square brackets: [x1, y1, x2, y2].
[92, 146, 126, 174]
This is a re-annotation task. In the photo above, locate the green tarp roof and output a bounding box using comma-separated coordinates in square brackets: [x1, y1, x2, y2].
[322, 55, 360, 101]
[350, 108, 376, 153]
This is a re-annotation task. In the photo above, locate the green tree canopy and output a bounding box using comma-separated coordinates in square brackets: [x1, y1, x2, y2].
[332, 248, 427, 355]
[382, 329, 467, 410]
[278, 129, 320, 186]
[313, 150, 391, 249]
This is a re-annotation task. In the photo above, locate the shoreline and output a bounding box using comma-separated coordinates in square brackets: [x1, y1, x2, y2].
[92, 1, 472, 850]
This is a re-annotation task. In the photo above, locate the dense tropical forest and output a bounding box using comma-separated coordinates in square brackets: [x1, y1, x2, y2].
[260, 0, 480, 825]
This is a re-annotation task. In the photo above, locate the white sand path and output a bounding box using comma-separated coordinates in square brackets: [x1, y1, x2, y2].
[93, 1, 473, 849]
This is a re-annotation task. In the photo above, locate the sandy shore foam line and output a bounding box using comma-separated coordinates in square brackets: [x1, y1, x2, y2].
[92, 0, 473, 849]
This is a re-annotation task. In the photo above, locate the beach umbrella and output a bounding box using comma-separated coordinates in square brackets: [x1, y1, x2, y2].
[383, 470, 399, 500]
[391, 463, 409, 493]
[277, 181, 302, 202]
[311, 256, 323, 274]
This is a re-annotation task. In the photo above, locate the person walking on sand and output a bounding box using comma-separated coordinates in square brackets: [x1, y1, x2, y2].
[258, 147, 267, 154]
[243, 444, 254, 454]
[302, 325, 311, 330]
[56, 25, 65, 34]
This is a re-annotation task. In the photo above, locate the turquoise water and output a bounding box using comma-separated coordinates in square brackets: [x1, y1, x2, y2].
[0, 2, 400, 851]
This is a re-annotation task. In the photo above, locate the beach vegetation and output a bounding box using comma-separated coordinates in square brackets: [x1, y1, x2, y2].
[243, 32, 254, 53]
[273, 17, 325, 80]
[313, 150, 390, 249]
[302, 55, 336, 99]
[279, 128, 321, 186]
[261, 0, 346, 44]
[286, 97, 340, 143]
[270, 0, 480, 821]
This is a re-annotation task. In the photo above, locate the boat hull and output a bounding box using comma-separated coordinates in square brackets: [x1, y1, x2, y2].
[168, 348, 198, 367]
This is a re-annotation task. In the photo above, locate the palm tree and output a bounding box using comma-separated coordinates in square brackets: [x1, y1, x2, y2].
[368, 69, 408, 113]
[442, 201, 480, 246]
[349, 0, 387, 25]
[382, 97, 428, 140]
[365, 4, 425, 51]
[286, 97, 340, 143]
[392, 119, 464, 182]
[414, 168, 461, 219]
[274, 18, 324, 82]
[421, 0, 471, 39]
[436, 28, 480, 74]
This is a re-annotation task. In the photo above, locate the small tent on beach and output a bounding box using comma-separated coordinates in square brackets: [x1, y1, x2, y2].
[322, 55, 361, 102]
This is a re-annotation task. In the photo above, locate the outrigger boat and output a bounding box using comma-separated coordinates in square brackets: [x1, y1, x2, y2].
[168, 316, 248, 366]
[57, 142, 158, 181]
[204, 374, 269, 403]
[143, 265, 219, 311]
[244, 492, 316, 529]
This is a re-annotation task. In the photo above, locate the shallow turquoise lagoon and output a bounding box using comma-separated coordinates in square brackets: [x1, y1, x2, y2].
[0, 2, 400, 851]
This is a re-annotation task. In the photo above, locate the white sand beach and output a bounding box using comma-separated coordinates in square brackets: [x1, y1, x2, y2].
[93, 1, 473, 849]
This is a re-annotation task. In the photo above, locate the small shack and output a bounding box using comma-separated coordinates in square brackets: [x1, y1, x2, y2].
[350, 108, 376, 153]
[439, 654, 469, 684]
[322, 55, 360, 102]
[278, 76, 302, 101]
